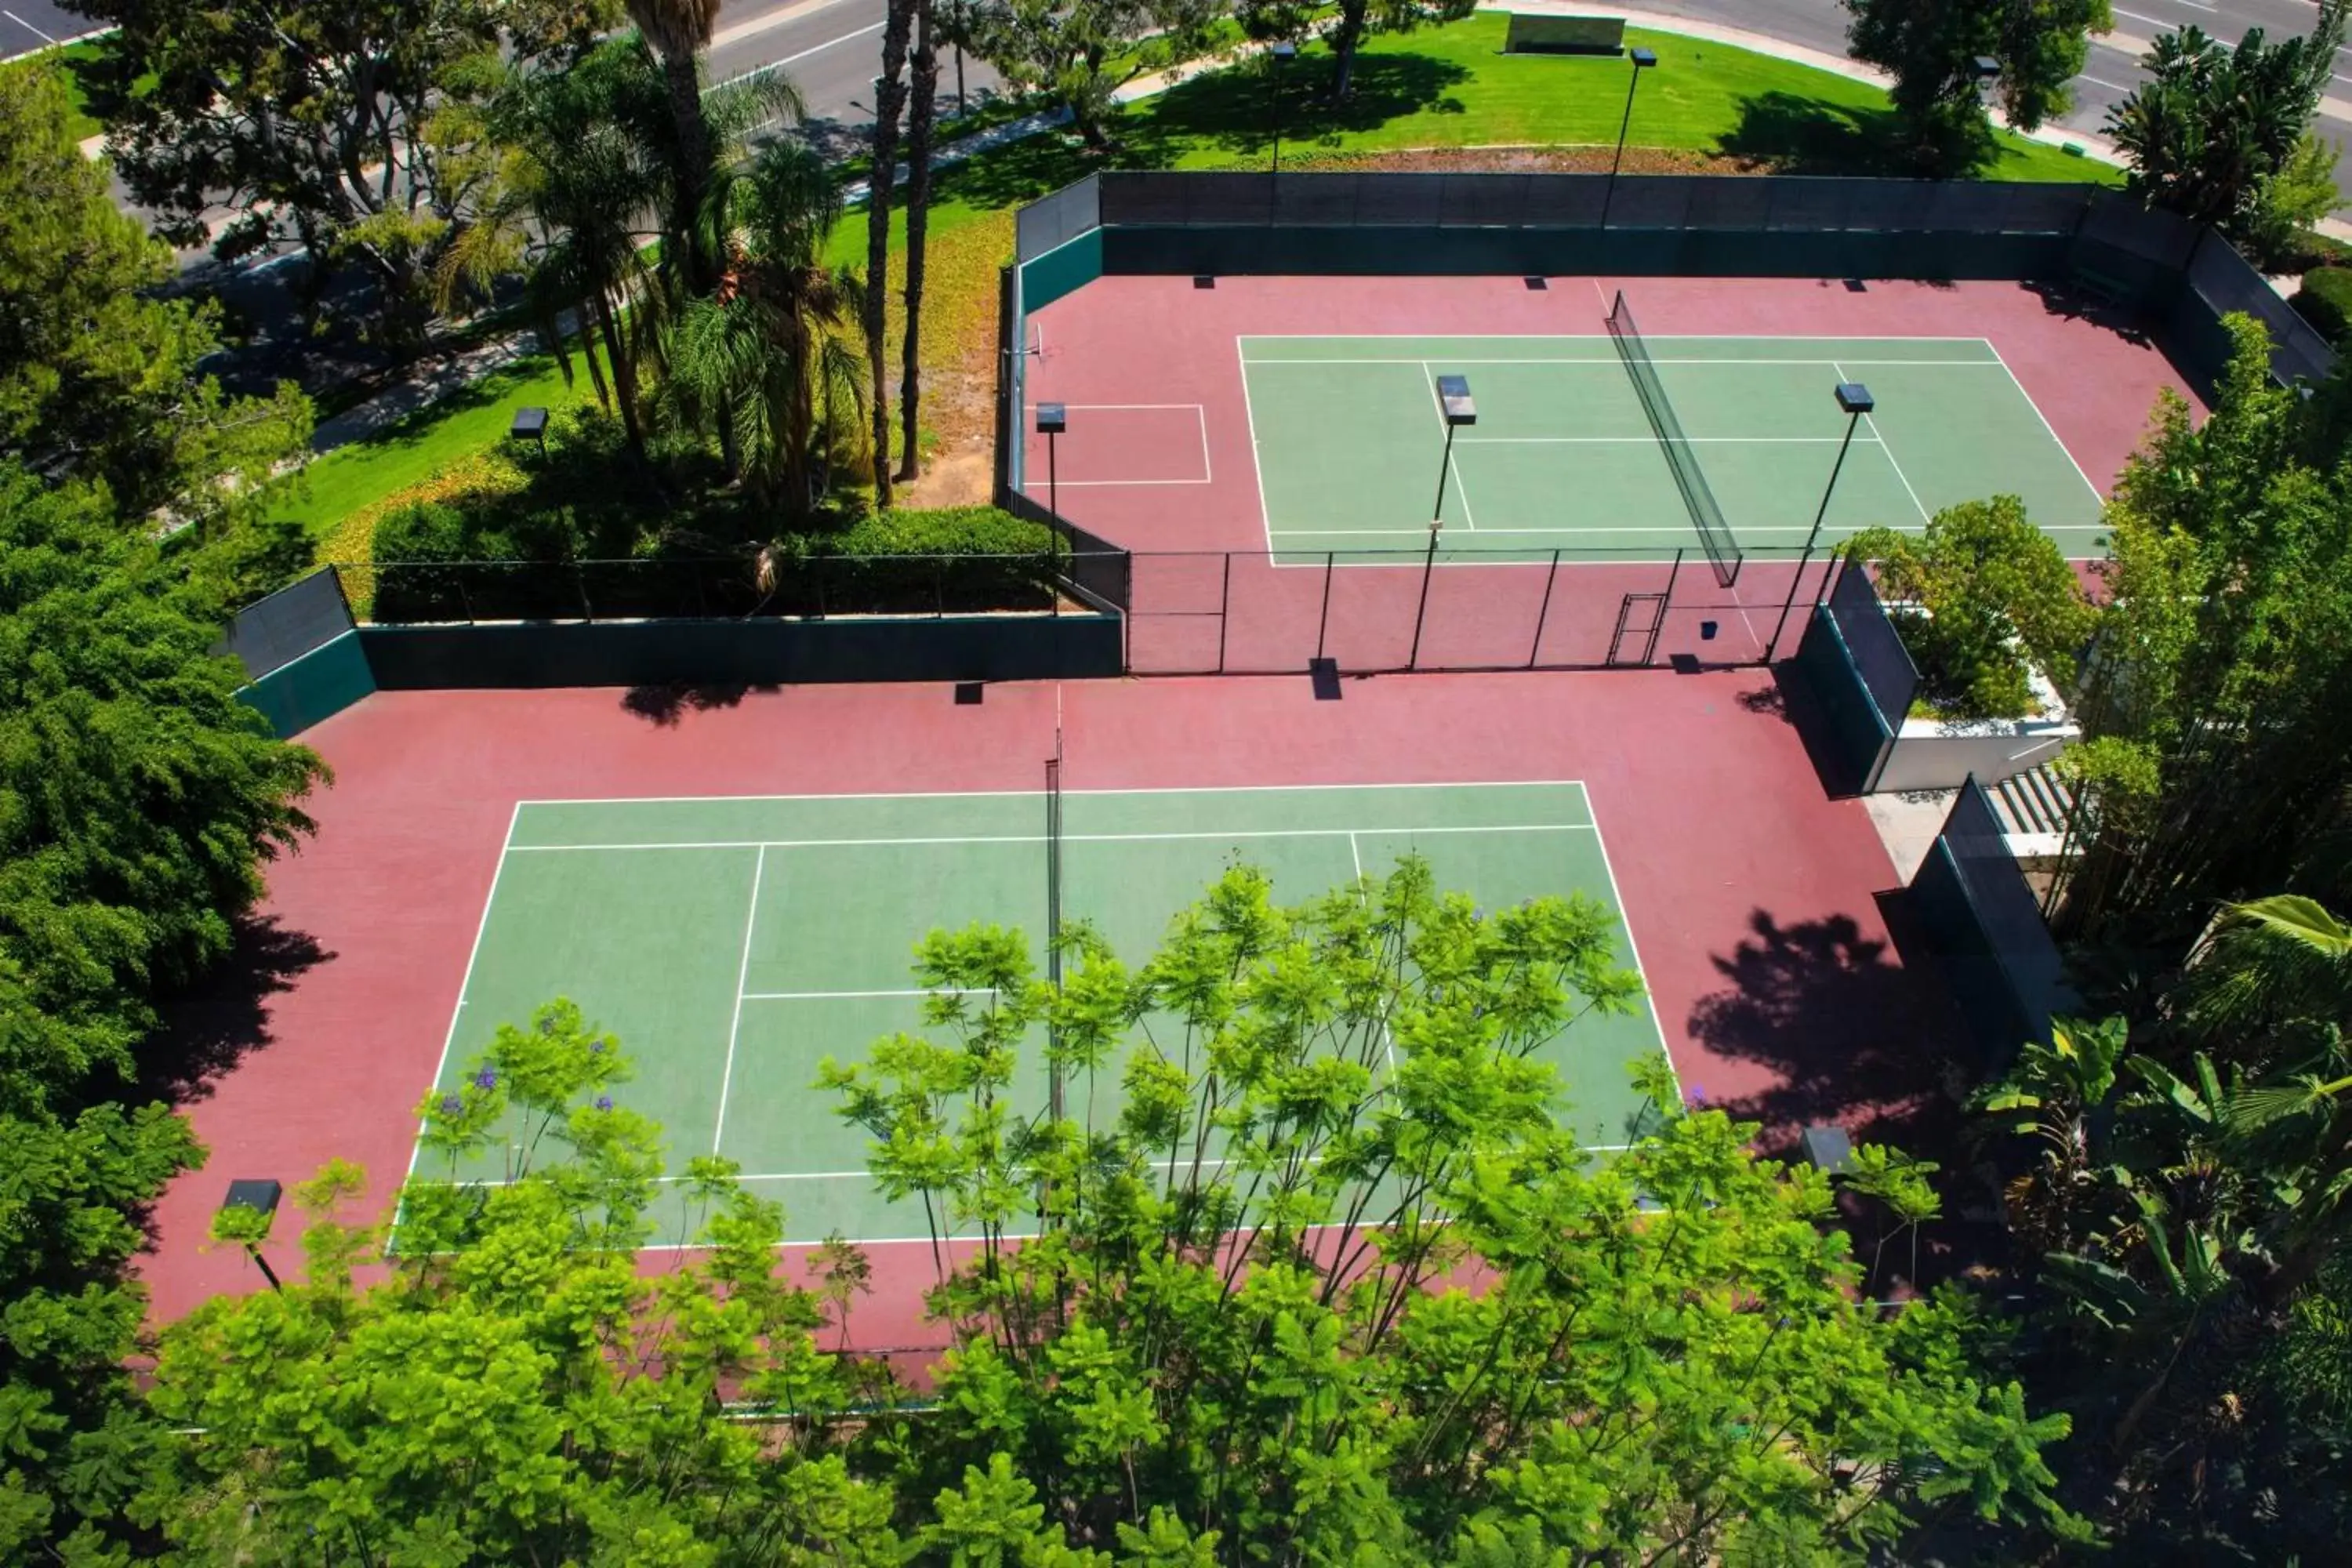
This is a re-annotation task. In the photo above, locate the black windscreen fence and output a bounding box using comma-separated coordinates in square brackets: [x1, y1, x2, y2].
[1826, 561, 1919, 729]
[219, 567, 357, 679]
[1911, 777, 2070, 1068]
[354, 555, 1112, 625]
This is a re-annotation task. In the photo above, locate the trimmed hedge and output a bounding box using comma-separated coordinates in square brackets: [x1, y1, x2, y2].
[2292, 266, 2352, 344]
[821, 506, 1057, 557]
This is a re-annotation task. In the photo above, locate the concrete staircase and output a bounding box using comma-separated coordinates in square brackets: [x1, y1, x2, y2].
[1988, 763, 2075, 863]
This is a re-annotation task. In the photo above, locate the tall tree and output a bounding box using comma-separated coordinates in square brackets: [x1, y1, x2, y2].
[0, 468, 325, 1562]
[143, 1005, 904, 1564]
[73, 0, 577, 349]
[1843, 0, 2114, 173]
[975, 0, 1223, 145]
[2059, 315, 2352, 945]
[2106, 1, 2349, 249]
[867, 0, 916, 506]
[0, 60, 308, 532]
[1316, 0, 1476, 103]
[898, 0, 940, 485]
[624, 0, 728, 292]
[659, 141, 868, 513]
[453, 39, 673, 458]
[821, 860, 2086, 1557]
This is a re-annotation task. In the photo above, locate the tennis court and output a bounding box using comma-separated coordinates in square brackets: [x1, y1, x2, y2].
[406, 782, 1669, 1247]
[1240, 317, 2107, 563]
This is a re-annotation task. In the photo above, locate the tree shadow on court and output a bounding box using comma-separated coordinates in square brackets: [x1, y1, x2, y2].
[139, 916, 334, 1107]
[2020, 278, 2157, 349]
[1686, 904, 1972, 1152]
[621, 682, 778, 726]
[1686, 902, 2009, 1292]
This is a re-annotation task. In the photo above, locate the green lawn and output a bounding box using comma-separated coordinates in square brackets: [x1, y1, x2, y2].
[276, 356, 586, 542]
[306, 16, 2118, 545]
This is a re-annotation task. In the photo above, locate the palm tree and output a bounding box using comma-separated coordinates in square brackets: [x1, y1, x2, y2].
[445, 42, 673, 459]
[626, 0, 728, 287]
[898, 0, 940, 485]
[866, 0, 918, 506]
[659, 141, 868, 519]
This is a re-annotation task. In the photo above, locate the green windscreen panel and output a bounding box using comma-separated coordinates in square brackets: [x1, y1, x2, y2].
[238, 630, 377, 737]
[1503, 13, 1626, 53]
[1021, 229, 1105, 313]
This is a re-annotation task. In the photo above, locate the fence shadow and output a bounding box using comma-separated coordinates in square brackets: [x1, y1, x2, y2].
[141, 916, 334, 1106]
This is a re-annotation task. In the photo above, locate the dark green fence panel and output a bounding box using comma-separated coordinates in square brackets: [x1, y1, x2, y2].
[237, 630, 378, 737]
[360, 614, 1122, 689]
[1021, 229, 1105, 313]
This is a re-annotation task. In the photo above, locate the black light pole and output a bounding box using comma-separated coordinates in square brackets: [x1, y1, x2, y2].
[1770, 382, 1875, 658]
[1411, 376, 1475, 669]
[1599, 47, 1658, 230]
[218, 1178, 285, 1293]
[1269, 42, 1298, 173]
[1036, 402, 1066, 517]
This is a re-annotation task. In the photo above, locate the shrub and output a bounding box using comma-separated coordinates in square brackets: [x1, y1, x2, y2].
[1849, 496, 2098, 720]
[2292, 265, 2352, 344]
[822, 505, 1057, 557]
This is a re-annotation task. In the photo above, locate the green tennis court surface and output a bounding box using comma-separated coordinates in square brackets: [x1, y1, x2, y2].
[1240, 334, 2106, 561]
[409, 783, 1669, 1247]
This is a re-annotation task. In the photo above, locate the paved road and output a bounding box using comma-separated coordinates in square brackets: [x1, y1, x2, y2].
[0, 0, 85, 57]
[708, 0, 1005, 156]
[1642, 0, 2352, 196]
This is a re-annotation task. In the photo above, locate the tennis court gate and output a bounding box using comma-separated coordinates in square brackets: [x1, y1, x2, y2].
[1116, 545, 1830, 675]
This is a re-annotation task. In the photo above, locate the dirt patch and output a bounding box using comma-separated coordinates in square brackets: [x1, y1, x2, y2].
[1284, 143, 1761, 176]
[900, 446, 995, 508]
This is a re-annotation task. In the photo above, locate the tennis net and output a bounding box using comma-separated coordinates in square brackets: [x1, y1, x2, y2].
[1605, 290, 1743, 587]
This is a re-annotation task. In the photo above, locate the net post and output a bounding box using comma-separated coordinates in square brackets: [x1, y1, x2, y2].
[1529, 548, 1561, 668]
[1316, 550, 1335, 662]
[1216, 551, 1232, 673]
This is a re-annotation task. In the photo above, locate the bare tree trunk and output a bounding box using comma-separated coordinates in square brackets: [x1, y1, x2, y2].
[898, 0, 938, 485]
[661, 49, 717, 295]
[577, 299, 614, 412]
[866, 0, 916, 508]
[593, 290, 648, 458]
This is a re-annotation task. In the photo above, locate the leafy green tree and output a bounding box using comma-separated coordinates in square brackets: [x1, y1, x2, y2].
[971, 0, 1224, 147]
[1316, 0, 1476, 103]
[0, 469, 325, 1104]
[2060, 315, 2352, 943]
[1849, 496, 2099, 721]
[143, 1002, 905, 1565]
[0, 60, 308, 532]
[824, 860, 2085, 1559]
[2107, 1, 2349, 251]
[1843, 0, 2113, 173]
[69, 0, 600, 349]
[0, 1102, 201, 1562]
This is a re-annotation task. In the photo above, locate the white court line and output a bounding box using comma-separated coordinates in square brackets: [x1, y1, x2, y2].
[1239, 332, 2002, 341]
[1837, 358, 1932, 524]
[1983, 341, 2107, 507]
[1236, 336, 1278, 557]
[710, 844, 769, 1153]
[507, 823, 1604, 854]
[1347, 831, 1402, 1088]
[1020, 401, 1213, 487]
[1455, 435, 1883, 445]
[403, 800, 523, 1184]
[740, 987, 994, 1001]
[518, 780, 1602, 807]
[1584, 804, 1685, 1109]
[1247, 357, 2002, 368]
